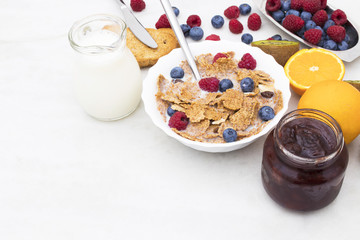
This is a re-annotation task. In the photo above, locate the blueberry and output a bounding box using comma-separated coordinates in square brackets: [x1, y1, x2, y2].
[240, 77, 254, 92]
[344, 34, 350, 43]
[172, 6, 180, 16]
[318, 38, 325, 47]
[189, 27, 204, 41]
[180, 24, 191, 37]
[258, 106, 275, 121]
[281, 0, 291, 12]
[170, 67, 184, 79]
[272, 10, 285, 22]
[211, 15, 224, 29]
[241, 33, 253, 44]
[219, 79, 234, 92]
[167, 106, 177, 116]
[286, 9, 300, 17]
[305, 20, 316, 30]
[271, 34, 282, 40]
[323, 20, 335, 31]
[223, 128, 237, 143]
[297, 27, 306, 38]
[337, 41, 349, 50]
[314, 26, 325, 37]
[239, 3, 252, 15]
[300, 11, 312, 22]
[323, 40, 337, 50]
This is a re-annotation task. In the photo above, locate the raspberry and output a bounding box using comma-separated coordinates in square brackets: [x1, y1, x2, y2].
[320, 0, 327, 9]
[327, 25, 346, 43]
[213, 53, 228, 63]
[282, 15, 305, 33]
[205, 34, 221, 41]
[304, 29, 322, 45]
[302, 0, 321, 14]
[155, 14, 170, 29]
[186, 15, 201, 27]
[312, 10, 328, 27]
[168, 112, 189, 131]
[247, 13, 262, 31]
[331, 9, 347, 25]
[229, 19, 243, 34]
[130, 0, 146, 12]
[290, 0, 303, 10]
[238, 53, 257, 70]
[198, 77, 220, 92]
[224, 6, 240, 19]
[265, 0, 281, 12]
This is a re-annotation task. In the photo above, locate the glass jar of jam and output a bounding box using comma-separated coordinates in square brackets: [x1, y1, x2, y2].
[261, 109, 349, 211]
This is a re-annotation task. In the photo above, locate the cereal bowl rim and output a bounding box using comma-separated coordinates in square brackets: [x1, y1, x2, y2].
[142, 40, 291, 152]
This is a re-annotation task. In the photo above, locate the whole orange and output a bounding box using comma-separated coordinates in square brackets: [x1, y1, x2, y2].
[298, 80, 360, 144]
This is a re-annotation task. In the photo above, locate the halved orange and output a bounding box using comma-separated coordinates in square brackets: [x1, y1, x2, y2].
[284, 48, 345, 95]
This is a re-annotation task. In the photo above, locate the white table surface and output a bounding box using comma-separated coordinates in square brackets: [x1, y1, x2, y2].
[1, 0, 359, 239]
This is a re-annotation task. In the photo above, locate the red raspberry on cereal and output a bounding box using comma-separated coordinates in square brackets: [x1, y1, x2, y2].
[130, 0, 146, 12]
[213, 53, 228, 63]
[304, 29, 323, 45]
[199, 77, 220, 92]
[229, 19, 244, 34]
[302, 0, 321, 14]
[327, 25, 346, 43]
[238, 53, 257, 70]
[168, 112, 189, 131]
[265, 0, 281, 12]
[247, 13, 262, 31]
[186, 15, 202, 27]
[312, 10, 328, 27]
[331, 9, 347, 25]
[224, 6, 240, 19]
[205, 34, 221, 41]
[282, 15, 304, 33]
[290, 0, 303, 10]
[155, 14, 171, 29]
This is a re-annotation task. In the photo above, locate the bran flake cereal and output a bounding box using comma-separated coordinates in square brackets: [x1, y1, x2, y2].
[155, 52, 283, 143]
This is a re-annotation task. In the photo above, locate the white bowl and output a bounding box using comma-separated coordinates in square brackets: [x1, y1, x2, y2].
[142, 40, 291, 152]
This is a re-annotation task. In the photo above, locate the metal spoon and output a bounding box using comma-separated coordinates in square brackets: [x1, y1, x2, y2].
[159, 0, 202, 81]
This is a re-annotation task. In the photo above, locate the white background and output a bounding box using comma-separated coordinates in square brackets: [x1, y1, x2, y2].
[0, 0, 359, 239]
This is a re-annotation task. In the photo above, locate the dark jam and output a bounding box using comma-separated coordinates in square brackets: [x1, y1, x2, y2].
[261, 109, 349, 211]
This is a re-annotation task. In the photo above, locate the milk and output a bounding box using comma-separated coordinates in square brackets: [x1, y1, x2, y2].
[69, 15, 142, 121]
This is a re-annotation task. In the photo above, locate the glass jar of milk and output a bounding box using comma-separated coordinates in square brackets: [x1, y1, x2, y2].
[68, 14, 142, 121]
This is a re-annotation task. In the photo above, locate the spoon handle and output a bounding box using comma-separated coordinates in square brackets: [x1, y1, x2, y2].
[159, 0, 202, 81]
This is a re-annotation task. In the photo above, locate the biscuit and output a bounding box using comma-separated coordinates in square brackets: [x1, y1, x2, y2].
[126, 28, 179, 68]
